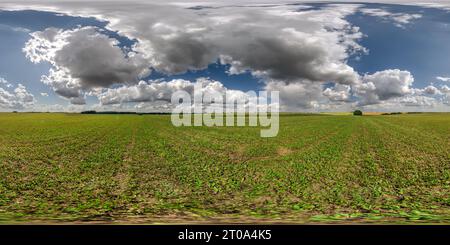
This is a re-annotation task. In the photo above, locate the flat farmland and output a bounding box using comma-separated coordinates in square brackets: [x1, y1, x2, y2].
[0, 113, 449, 223]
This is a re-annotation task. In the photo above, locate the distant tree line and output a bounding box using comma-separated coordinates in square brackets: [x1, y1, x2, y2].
[80, 110, 171, 115]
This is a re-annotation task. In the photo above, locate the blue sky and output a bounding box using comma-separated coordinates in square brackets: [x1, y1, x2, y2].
[346, 3, 450, 87]
[0, 1, 449, 112]
[0, 11, 102, 106]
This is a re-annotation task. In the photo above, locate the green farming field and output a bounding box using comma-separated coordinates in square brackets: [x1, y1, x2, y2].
[0, 113, 449, 223]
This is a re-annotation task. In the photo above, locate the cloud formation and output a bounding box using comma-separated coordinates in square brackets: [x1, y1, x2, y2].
[441, 85, 450, 94]
[323, 84, 351, 102]
[23, 26, 150, 103]
[97, 77, 253, 107]
[19, 3, 365, 98]
[264, 80, 325, 110]
[0, 77, 13, 88]
[0, 79, 35, 110]
[355, 69, 414, 105]
[422, 85, 441, 95]
[436, 76, 450, 82]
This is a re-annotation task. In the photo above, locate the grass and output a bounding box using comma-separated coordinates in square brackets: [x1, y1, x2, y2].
[0, 113, 449, 223]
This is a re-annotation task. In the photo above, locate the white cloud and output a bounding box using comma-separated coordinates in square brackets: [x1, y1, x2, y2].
[37, 103, 65, 112]
[0, 81, 35, 110]
[69, 96, 87, 105]
[398, 95, 437, 107]
[436, 76, 450, 82]
[323, 84, 351, 102]
[20, 2, 364, 84]
[355, 69, 414, 105]
[360, 7, 422, 27]
[14, 2, 372, 108]
[96, 77, 273, 112]
[23, 26, 150, 103]
[264, 80, 325, 110]
[36, 103, 86, 113]
[1, 1, 448, 111]
[40, 92, 49, 97]
[422, 85, 441, 95]
[441, 85, 450, 94]
[0, 77, 13, 88]
[352, 76, 450, 110]
[0, 23, 30, 33]
[98, 79, 196, 105]
[360, 95, 441, 111]
[97, 77, 238, 106]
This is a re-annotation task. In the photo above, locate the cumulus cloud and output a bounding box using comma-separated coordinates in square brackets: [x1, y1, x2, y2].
[40, 92, 49, 97]
[37, 103, 87, 113]
[441, 85, 450, 106]
[97, 77, 246, 106]
[14, 2, 372, 107]
[23, 26, 150, 103]
[360, 7, 422, 27]
[355, 69, 414, 105]
[134, 101, 172, 112]
[411, 84, 445, 96]
[441, 85, 450, 94]
[352, 73, 449, 110]
[95, 77, 279, 113]
[264, 80, 325, 110]
[69, 96, 87, 105]
[2, 1, 448, 111]
[21, 2, 364, 84]
[0, 23, 30, 33]
[422, 85, 441, 95]
[0, 81, 35, 110]
[323, 84, 351, 102]
[125, 3, 364, 84]
[398, 95, 437, 107]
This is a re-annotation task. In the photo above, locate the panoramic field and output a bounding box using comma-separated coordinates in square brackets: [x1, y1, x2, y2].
[0, 113, 449, 223]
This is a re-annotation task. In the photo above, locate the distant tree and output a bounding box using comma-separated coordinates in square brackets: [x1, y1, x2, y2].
[81, 110, 97, 114]
[12, 111, 18, 113]
[353, 110, 363, 116]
